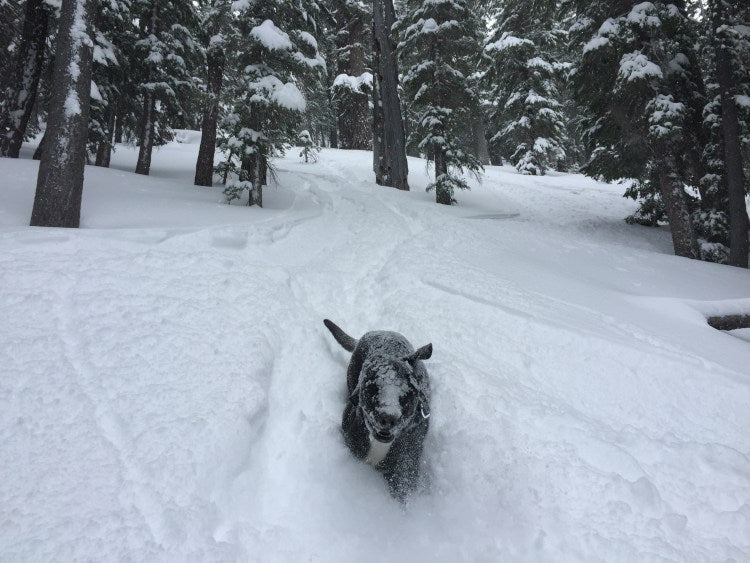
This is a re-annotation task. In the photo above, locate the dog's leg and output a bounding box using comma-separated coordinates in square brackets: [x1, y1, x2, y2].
[382, 421, 428, 502]
[342, 401, 370, 459]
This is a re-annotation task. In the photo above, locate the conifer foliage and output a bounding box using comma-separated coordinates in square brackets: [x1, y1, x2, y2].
[217, 0, 324, 206]
[400, 0, 483, 204]
[485, 0, 569, 176]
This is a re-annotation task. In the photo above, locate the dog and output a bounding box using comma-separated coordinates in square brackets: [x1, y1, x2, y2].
[323, 319, 433, 501]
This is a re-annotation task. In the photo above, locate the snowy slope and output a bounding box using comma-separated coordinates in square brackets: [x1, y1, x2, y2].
[1, 136, 749, 562]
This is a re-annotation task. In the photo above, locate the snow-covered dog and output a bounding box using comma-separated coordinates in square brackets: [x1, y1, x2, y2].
[323, 319, 432, 501]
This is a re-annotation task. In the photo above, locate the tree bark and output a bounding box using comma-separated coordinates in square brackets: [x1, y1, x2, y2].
[372, 0, 408, 190]
[712, 0, 749, 267]
[135, 0, 159, 176]
[337, 9, 370, 150]
[135, 91, 156, 175]
[194, 44, 224, 186]
[657, 155, 701, 259]
[30, 0, 96, 228]
[434, 144, 451, 205]
[472, 113, 491, 166]
[0, 0, 48, 158]
[95, 97, 117, 167]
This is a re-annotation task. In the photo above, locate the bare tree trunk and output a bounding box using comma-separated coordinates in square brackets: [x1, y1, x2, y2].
[712, 0, 749, 267]
[372, 0, 408, 190]
[657, 155, 700, 259]
[0, 0, 48, 158]
[194, 45, 224, 186]
[30, 0, 96, 228]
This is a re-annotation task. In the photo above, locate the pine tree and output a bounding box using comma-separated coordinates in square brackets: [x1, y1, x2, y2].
[30, 0, 96, 228]
[706, 0, 749, 267]
[400, 0, 483, 204]
[132, 0, 202, 176]
[88, 0, 132, 168]
[217, 0, 324, 206]
[0, 0, 50, 158]
[485, 0, 569, 175]
[331, 0, 371, 150]
[194, 0, 230, 186]
[571, 1, 704, 259]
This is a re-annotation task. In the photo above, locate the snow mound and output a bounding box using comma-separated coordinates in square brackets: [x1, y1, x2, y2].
[1, 136, 749, 561]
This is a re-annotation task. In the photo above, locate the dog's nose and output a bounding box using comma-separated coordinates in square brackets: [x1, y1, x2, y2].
[375, 412, 398, 430]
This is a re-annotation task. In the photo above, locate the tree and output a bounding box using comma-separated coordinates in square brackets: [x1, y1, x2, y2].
[331, 0, 372, 150]
[708, 0, 749, 267]
[571, 1, 703, 259]
[30, 0, 96, 228]
[194, 0, 229, 186]
[217, 0, 324, 206]
[485, 0, 569, 175]
[0, 0, 50, 158]
[132, 0, 202, 175]
[400, 0, 483, 204]
[372, 0, 409, 189]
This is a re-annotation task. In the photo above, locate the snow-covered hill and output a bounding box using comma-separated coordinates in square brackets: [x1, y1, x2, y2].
[1, 136, 749, 561]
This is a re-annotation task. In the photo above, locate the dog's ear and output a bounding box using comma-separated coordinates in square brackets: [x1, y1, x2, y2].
[404, 343, 432, 364]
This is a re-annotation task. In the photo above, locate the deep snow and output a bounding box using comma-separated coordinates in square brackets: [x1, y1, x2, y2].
[1, 135, 749, 562]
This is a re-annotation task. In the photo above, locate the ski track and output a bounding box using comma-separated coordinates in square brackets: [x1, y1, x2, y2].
[1, 139, 750, 561]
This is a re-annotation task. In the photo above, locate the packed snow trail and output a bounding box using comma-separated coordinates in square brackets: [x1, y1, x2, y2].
[1, 137, 749, 561]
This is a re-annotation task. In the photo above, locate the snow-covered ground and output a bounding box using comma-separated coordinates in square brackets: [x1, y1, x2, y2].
[1, 135, 749, 562]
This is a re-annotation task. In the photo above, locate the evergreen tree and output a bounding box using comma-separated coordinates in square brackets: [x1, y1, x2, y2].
[400, 0, 483, 204]
[485, 0, 569, 175]
[0, 0, 50, 158]
[706, 0, 749, 267]
[88, 0, 132, 168]
[571, 1, 704, 259]
[217, 0, 324, 206]
[131, 0, 202, 175]
[194, 0, 230, 186]
[331, 0, 371, 150]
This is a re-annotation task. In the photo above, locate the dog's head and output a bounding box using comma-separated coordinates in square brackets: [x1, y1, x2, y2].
[352, 344, 432, 443]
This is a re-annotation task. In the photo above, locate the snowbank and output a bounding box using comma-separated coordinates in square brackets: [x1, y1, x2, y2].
[1, 138, 749, 561]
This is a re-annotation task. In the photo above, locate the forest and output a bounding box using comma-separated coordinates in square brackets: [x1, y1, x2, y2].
[1, 0, 748, 265]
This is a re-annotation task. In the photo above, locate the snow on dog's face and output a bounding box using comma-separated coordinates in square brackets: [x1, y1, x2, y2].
[356, 344, 432, 444]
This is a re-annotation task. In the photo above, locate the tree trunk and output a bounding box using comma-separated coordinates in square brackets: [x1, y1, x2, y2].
[33, 130, 46, 160]
[30, 0, 95, 228]
[0, 0, 48, 158]
[135, 91, 156, 175]
[372, 0, 408, 190]
[712, 0, 749, 267]
[194, 45, 224, 186]
[242, 151, 265, 207]
[135, 1, 159, 176]
[95, 97, 117, 167]
[472, 113, 491, 166]
[434, 145, 451, 205]
[657, 155, 701, 259]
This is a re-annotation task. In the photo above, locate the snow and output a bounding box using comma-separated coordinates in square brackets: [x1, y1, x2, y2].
[618, 51, 663, 82]
[251, 19, 293, 52]
[332, 72, 373, 93]
[1, 135, 750, 561]
[249, 75, 306, 112]
[486, 33, 534, 53]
